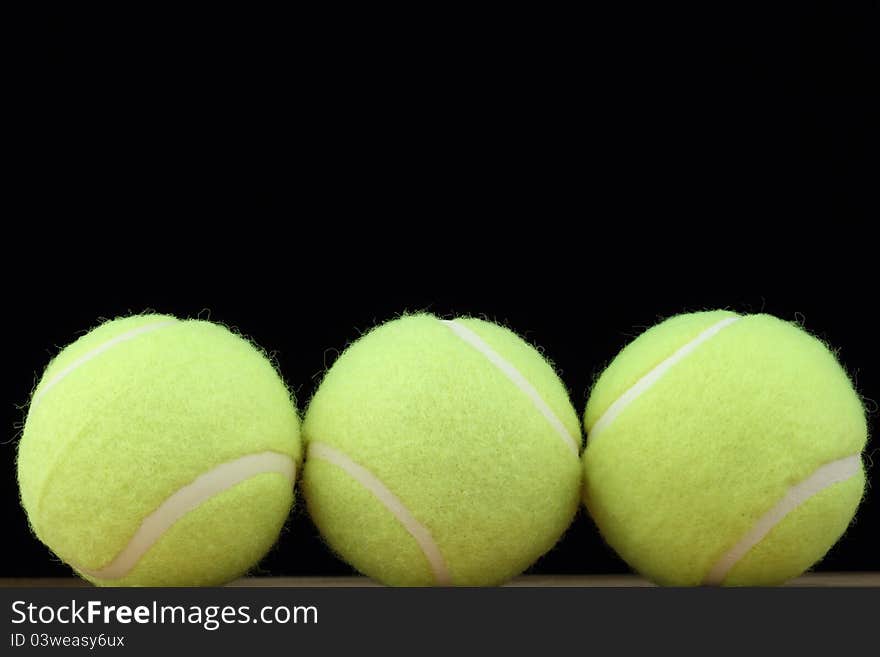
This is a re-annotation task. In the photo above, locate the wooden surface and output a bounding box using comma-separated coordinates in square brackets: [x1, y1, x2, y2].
[1, 573, 878, 587]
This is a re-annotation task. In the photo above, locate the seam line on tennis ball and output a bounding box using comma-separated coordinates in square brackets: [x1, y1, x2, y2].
[441, 319, 579, 456]
[76, 451, 296, 581]
[308, 441, 453, 586]
[30, 319, 180, 410]
[588, 315, 742, 441]
[703, 453, 862, 586]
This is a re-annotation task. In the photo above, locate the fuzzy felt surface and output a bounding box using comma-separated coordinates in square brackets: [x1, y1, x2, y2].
[582, 312, 866, 586]
[86, 473, 294, 586]
[18, 315, 301, 586]
[585, 311, 738, 431]
[302, 314, 582, 586]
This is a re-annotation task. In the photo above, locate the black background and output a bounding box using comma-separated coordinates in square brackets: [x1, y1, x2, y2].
[2, 3, 877, 579]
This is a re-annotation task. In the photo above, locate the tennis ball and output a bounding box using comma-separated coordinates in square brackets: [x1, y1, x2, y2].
[583, 310, 867, 586]
[302, 314, 582, 586]
[17, 314, 300, 586]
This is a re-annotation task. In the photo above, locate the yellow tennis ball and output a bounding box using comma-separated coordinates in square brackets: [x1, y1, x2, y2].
[302, 314, 582, 586]
[583, 310, 867, 586]
[17, 314, 300, 586]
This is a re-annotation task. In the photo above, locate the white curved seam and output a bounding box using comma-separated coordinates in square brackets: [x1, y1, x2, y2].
[704, 453, 862, 585]
[589, 315, 741, 440]
[31, 319, 180, 409]
[442, 320, 579, 456]
[308, 441, 452, 586]
[78, 451, 296, 580]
